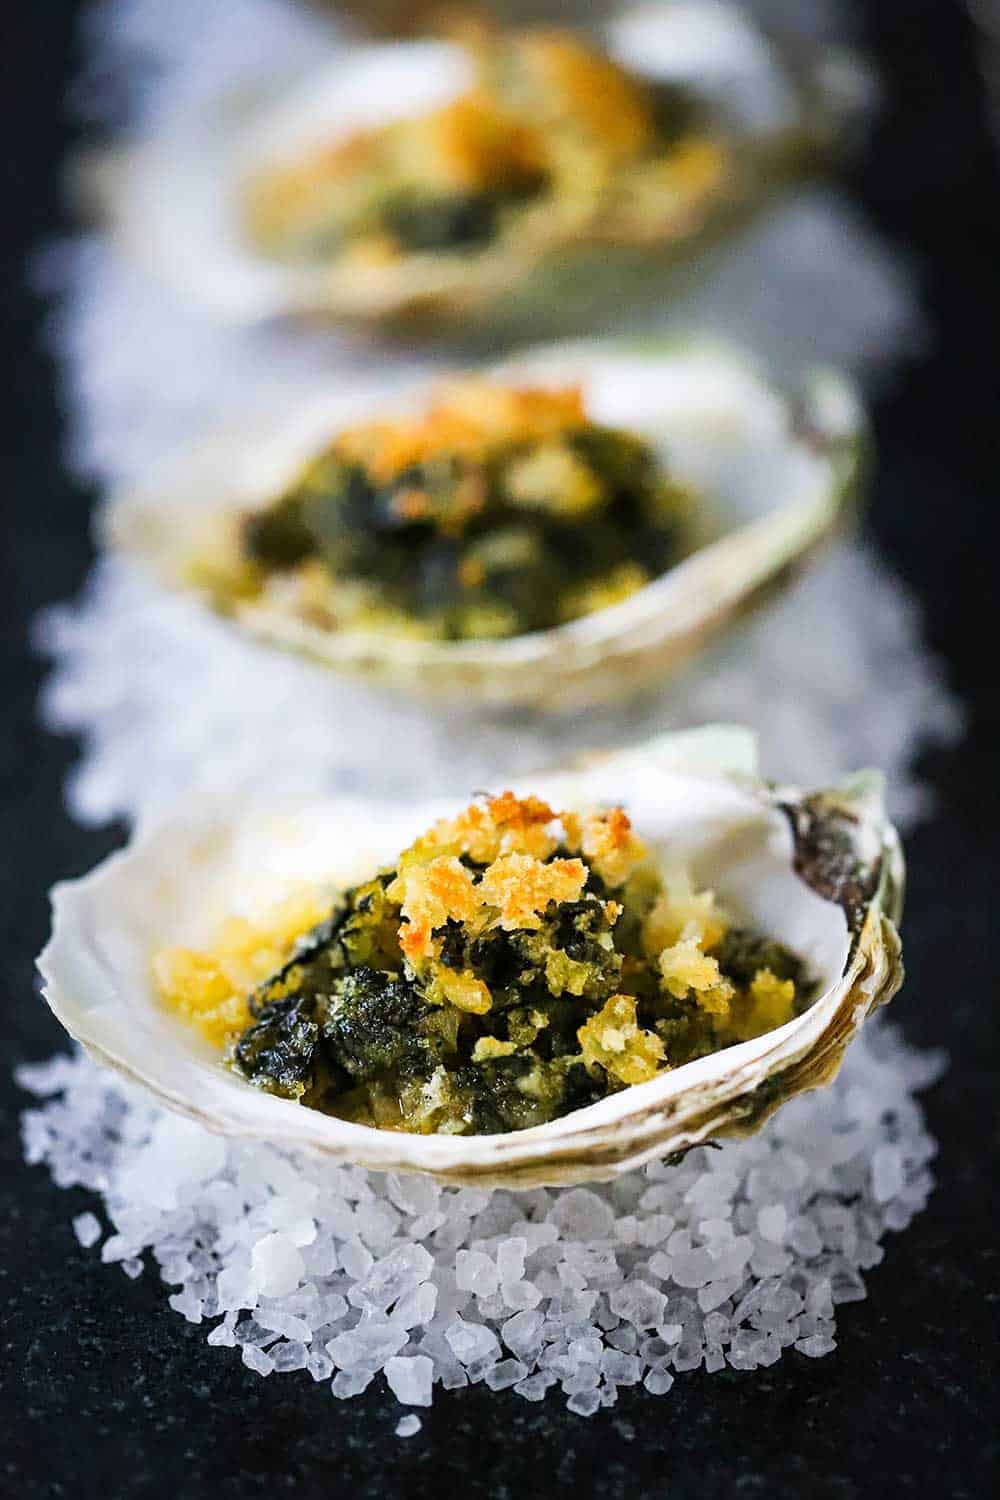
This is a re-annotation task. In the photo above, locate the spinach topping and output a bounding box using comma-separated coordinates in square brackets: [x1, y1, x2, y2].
[242, 419, 689, 640]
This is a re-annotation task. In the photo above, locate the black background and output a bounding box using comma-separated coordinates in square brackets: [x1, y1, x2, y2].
[1, 4, 997, 1497]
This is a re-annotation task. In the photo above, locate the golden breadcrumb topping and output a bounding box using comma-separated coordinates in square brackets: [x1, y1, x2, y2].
[152, 887, 326, 1047]
[333, 381, 587, 484]
[578, 994, 666, 1085]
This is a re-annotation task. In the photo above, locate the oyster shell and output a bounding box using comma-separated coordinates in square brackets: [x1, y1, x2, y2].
[94, 4, 856, 333]
[106, 339, 863, 710]
[38, 728, 904, 1188]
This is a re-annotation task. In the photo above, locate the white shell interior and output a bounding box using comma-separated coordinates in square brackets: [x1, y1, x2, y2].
[42, 737, 852, 1176]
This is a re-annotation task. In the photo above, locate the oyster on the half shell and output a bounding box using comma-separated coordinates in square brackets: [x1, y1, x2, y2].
[94, 4, 860, 334]
[38, 728, 904, 1189]
[106, 339, 864, 711]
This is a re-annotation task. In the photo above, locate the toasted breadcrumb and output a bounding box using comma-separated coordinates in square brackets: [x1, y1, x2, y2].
[154, 888, 326, 1046]
[578, 994, 666, 1085]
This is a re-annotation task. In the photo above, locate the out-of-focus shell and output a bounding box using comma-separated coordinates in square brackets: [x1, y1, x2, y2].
[94, 4, 861, 334]
[38, 728, 904, 1188]
[106, 339, 864, 711]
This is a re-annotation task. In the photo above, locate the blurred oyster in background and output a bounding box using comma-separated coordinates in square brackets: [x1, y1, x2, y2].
[88, 4, 865, 335]
[105, 339, 863, 710]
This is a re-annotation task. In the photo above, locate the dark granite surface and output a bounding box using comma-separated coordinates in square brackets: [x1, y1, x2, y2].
[1, 4, 997, 1497]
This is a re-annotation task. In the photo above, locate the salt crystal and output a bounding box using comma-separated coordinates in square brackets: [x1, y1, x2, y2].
[698, 1277, 741, 1313]
[830, 1265, 867, 1304]
[635, 1214, 675, 1247]
[787, 1216, 823, 1257]
[728, 1331, 763, 1371]
[672, 1338, 703, 1372]
[444, 1318, 500, 1366]
[272, 1340, 309, 1372]
[354, 1201, 400, 1250]
[168, 1288, 203, 1323]
[568, 1335, 604, 1364]
[497, 1237, 527, 1283]
[306, 1350, 334, 1381]
[395, 1415, 422, 1438]
[255, 1309, 312, 1342]
[327, 1321, 408, 1369]
[242, 1344, 274, 1377]
[872, 1144, 905, 1204]
[514, 1372, 555, 1402]
[501, 1279, 542, 1310]
[250, 1233, 304, 1298]
[207, 1320, 236, 1348]
[562, 1366, 600, 1395]
[392, 1282, 437, 1329]
[340, 1238, 374, 1280]
[757, 1205, 788, 1243]
[501, 1309, 545, 1361]
[485, 1359, 529, 1391]
[234, 1318, 274, 1347]
[608, 1280, 666, 1329]
[757, 1334, 784, 1367]
[567, 1389, 601, 1417]
[332, 1369, 373, 1399]
[644, 1369, 675, 1395]
[455, 1250, 499, 1297]
[73, 1211, 101, 1248]
[387, 1173, 440, 1218]
[216, 1264, 255, 1313]
[670, 1248, 716, 1288]
[547, 1189, 615, 1241]
[602, 1351, 641, 1386]
[100, 1234, 131, 1264]
[796, 1332, 838, 1358]
[352, 1243, 433, 1312]
[385, 1355, 433, 1406]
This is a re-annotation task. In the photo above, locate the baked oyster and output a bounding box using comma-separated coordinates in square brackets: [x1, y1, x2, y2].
[38, 729, 904, 1187]
[106, 339, 863, 709]
[98, 6, 853, 332]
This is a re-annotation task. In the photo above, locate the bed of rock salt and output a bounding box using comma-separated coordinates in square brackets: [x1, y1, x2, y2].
[18, 1025, 943, 1418]
[36, 541, 961, 831]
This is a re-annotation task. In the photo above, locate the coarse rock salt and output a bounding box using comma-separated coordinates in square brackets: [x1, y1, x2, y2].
[73, 1211, 101, 1248]
[18, 1023, 942, 1417]
[251, 1232, 304, 1298]
[385, 1355, 433, 1406]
